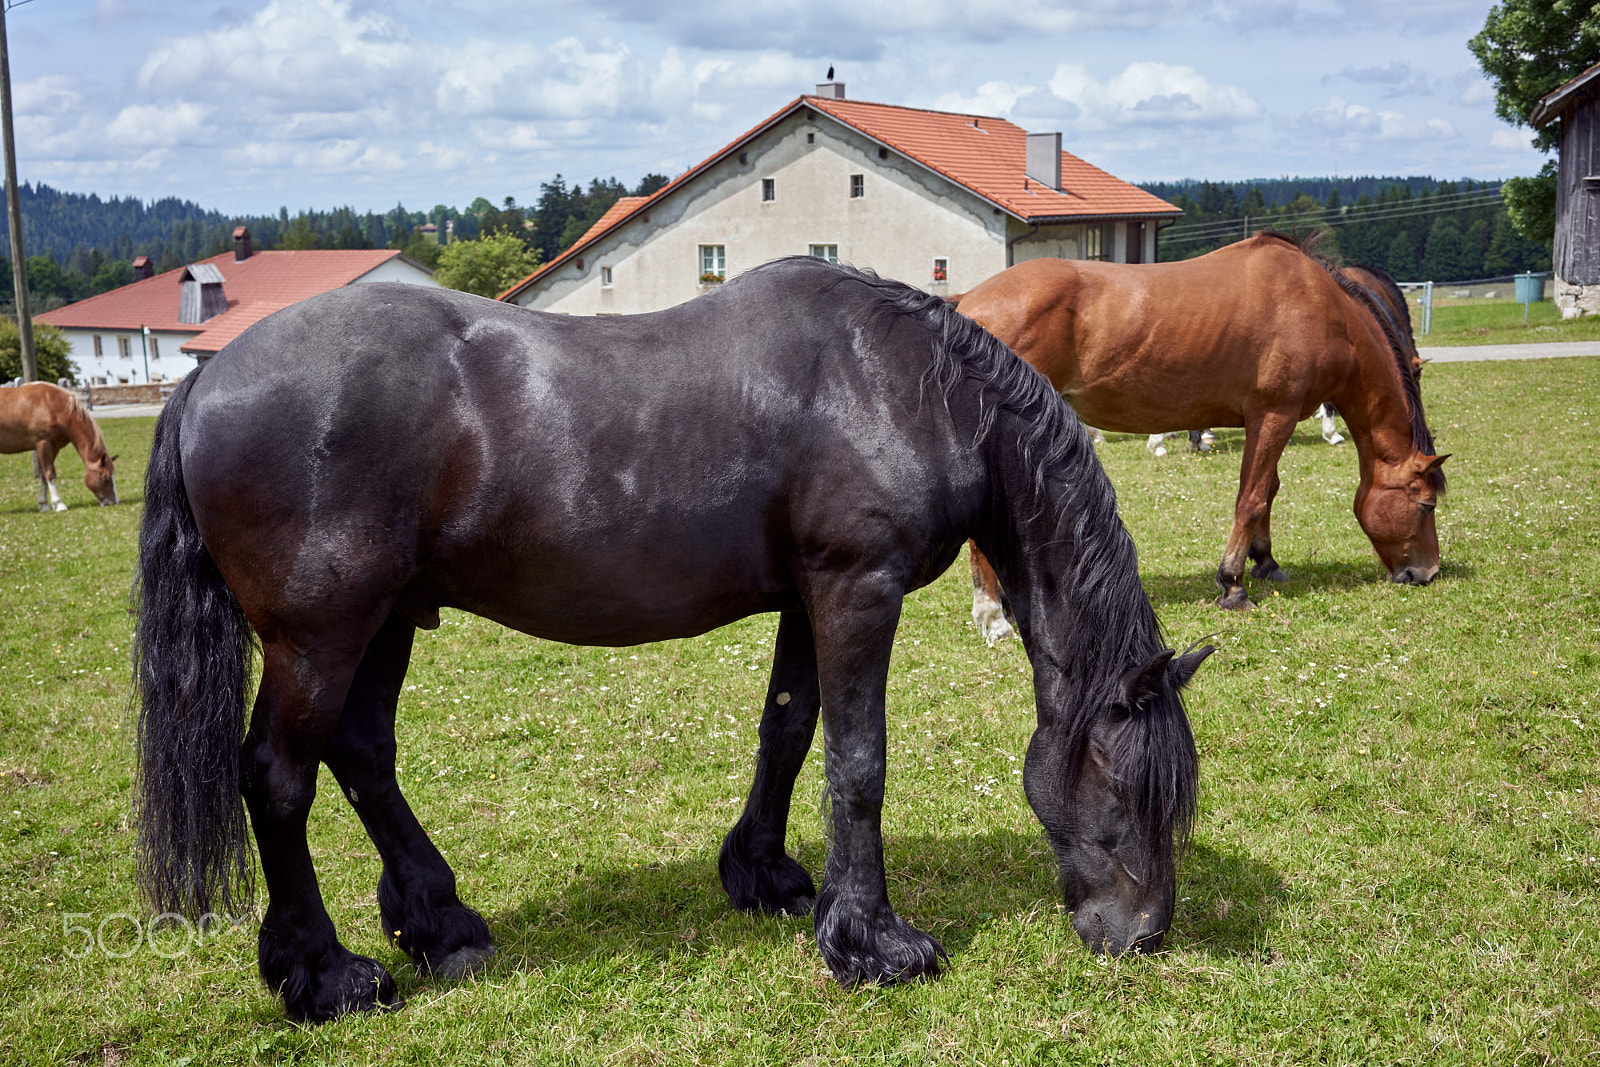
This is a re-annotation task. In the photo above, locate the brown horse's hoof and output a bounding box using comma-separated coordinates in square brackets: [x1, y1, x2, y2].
[1216, 590, 1253, 610]
[1251, 563, 1289, 582]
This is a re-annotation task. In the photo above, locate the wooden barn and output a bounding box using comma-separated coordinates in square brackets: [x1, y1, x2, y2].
[1531, 61, 1600, 318]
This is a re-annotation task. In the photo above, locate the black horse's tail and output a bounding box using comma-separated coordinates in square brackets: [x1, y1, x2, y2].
[133, 369, 256, 919]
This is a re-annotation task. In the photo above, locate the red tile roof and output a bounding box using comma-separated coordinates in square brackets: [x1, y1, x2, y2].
[500, 95, 1177, 302]
[38, 248, 422, 353]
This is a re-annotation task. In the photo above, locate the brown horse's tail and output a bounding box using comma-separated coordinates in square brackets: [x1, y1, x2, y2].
[943, 291, 967, 307]
[132, 370, 257, 919]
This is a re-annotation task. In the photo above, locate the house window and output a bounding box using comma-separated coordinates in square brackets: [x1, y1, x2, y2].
[809, 244, 839, 264]
[93, 335, 103, 358]
[1083, 225, 1104, 261]
[850, 174, 864, 198]
[601, 266, 613, 287]
[761, 178, 775, 202]
[932, 258, 949, 283]
[699, 244, 726, 283]
[149, 336, 161, 360]
[806, 132, 815, 144]
[118, 336, 132, 360]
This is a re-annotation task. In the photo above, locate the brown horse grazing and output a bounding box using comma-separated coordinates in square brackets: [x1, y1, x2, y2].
[0, 382, 119, 511]
[953, 233, 1447, 617]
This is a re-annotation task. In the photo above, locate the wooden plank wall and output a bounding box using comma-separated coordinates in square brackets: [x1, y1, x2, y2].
[1555, 96, 1600, 286]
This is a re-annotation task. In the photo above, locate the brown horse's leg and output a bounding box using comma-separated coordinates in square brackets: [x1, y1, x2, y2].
[808, 580, 944, 984]
[1217, 410, 1297, 609]
[244, 632, 401, 1022]
[33, 442, 65, 512]
[1248, 467, 1289, 582]
[720, 608, 821, 916]
[968, 542, 1014, 644]
[322, 609, 493, 980]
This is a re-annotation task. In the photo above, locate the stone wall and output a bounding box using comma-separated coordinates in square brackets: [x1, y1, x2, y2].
[79, 381, 180, 407]
[1554, 274, 1600, 319]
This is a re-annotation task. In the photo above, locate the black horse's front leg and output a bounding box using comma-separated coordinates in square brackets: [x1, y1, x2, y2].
[807, 584, 945, 985]
[720, 609, 822, 916]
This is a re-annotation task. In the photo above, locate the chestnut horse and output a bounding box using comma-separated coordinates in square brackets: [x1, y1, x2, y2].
[953, 234, 1446, 625]
[133, 259, 1210, 1022]
[0, 382, 119, 511]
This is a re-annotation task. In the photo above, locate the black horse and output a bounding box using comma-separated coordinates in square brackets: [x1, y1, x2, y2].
[134, 258, 1211, 1022]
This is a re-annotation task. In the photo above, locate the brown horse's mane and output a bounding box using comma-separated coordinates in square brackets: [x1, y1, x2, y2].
[1255, 231, 1442, 490]
[63, 388, 110, 463]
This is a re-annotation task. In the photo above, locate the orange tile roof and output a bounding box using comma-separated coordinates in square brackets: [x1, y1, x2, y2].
[574, 196, 651, 247]
[501, 95, 1176, 303]
[807, 96, 1179, 222]
[38, 248, 419, 353]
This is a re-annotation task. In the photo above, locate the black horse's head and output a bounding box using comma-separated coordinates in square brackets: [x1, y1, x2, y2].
[1023, 645, 1211, 956]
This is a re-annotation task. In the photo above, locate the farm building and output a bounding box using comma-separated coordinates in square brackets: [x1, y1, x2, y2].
[1530, 61, 1600, 319]
[36, 227, 437, 384]
[499, 82, 1179, 314]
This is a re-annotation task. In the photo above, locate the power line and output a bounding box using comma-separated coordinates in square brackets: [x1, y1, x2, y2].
[1160, 186, 1505, 248]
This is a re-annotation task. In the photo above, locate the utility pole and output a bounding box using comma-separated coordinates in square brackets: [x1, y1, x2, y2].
[1, 1, 37, 382]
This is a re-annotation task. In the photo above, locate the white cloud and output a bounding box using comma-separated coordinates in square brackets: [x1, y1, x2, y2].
[1300, 97, 1455, 141]
[1489, 128, 1533, 151]
[1045, 62, 1261, 129]
[105, 102, 214, 147]
[933, 80, 1036, 116]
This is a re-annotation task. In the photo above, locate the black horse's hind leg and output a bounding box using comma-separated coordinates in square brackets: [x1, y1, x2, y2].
[808, 584, 945, 985]
[322, 609, 493, 979]
[244, 636, 401, 1023]
[719, 609, 821, 916]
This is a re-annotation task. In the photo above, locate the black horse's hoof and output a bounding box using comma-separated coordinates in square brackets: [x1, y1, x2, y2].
[278, 951, 402, 1024]
[433, 944, 495, 980]
[720, 827, 817, 916]
[813, 888, 945, 986]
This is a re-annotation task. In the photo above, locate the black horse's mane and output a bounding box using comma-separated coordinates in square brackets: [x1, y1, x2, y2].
[745, 257, 1198, 860]
[1256, 232, 1442, 489]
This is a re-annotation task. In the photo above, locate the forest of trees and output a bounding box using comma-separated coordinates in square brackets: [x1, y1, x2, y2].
[0, 170, 1551, 315]
[0, 172, 670, 313]
[1144, 176, 1550, 281]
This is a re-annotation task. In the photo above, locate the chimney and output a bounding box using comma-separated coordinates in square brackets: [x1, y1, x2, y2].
[233, 225, 253, 261]
[815, 80, 845, 99]
[132, 256, 154, 281]
[1025, 132, 1063, 192]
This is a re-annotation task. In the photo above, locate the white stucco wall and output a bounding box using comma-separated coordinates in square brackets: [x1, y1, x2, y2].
[61, 328, 198, 385]
[514, 112, 1013, 315]
[351, 257, 440, 286]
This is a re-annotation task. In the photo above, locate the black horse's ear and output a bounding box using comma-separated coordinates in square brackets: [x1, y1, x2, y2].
[1121, 649, 1174, 708]
[1169, 644, 1215, 689]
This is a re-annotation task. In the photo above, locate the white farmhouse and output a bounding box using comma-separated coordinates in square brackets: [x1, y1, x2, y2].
[500, 84, 1180, 314]
[37, 228, 436, 384]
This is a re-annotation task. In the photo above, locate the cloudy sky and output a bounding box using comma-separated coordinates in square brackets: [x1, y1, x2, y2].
[9, 0, 1542, 215]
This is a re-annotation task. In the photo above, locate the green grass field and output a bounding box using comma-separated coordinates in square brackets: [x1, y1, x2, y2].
[1417, 300, 1600, 347]
[2, 357, 1597, 1065]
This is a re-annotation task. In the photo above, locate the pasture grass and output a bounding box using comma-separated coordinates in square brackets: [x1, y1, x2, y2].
[1, 358, 1597, 1065]
[1416, 299, 1600, 347]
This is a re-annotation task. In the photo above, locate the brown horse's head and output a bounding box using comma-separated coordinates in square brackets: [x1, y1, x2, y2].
[84, 450, 119, 505]
[1354, 451, 1447, 584]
